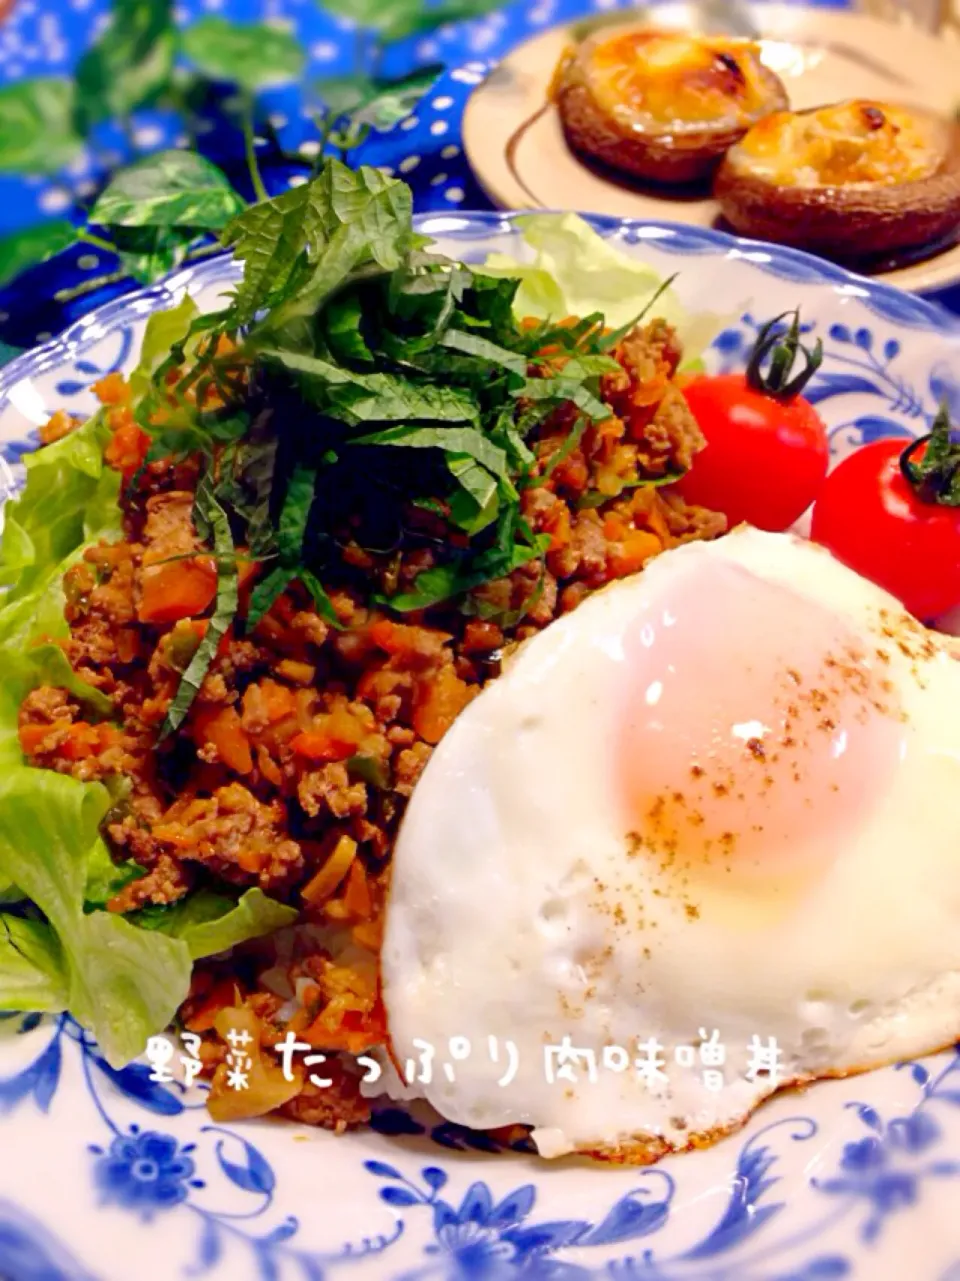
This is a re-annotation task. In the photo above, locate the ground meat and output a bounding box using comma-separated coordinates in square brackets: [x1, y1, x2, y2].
[18, 685, 141, 782]
[20, 685, 77, 726]
[278, 1067, 371, 1131]
[393, 742, 432, 797]
[636, 385, 704, 476]
[602, 320, 706, 477]
[112, 784, 304, 892]
[290, 611, 330, 648]
[298, 763, 367, 820]
[660, 490, 728, 543]
[107, 853, 194, 913]
[16, 313, 729, 1134]
[142, 490, 199, 550]
[549, 509, 609, 582]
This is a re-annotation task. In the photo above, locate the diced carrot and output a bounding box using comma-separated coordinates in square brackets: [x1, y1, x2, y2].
[341, 860, 373, 920]
[150, 825, 195, 849]
[138, 557, 217, 625]
[369, 618, 451, 659]
[192, 704, 253, 775]
[412, 664, 474, 745]
[602, 513, 628, 541]
[352, 919, 383, 952]
[276, 660, 315, 686]
[39, 409, 77, 445]
[92, 371, 130, 406]
[302, 1014, 381, 1055]
[289, 704, 366, 762]
[261, 680, 295, 722]
[256, 744, 283, 787]
[289, 729, 348, 762]
[18, 723, 54, 754]
[184, 978, 241, 1033]
[541, 501, 571, 551]
[303, 997, 386, 1054]
[234, 846, 265, 875]
[299, 982, 322, 1009]
[104, 420, 150, 480]
[609, 529, 661, 576]
[301, 836, 357, 907]
[49, 722, 122, 761]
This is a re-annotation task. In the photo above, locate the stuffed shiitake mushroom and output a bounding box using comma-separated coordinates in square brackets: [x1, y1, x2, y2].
[552, 29, 790, 186]
[715, 100, 960, 262]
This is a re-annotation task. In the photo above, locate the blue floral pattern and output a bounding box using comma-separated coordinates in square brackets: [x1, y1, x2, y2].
[3, 1014, 960, 1279]
[2, 214, 960, 1281]
[0, 1197, 98, 1281]
[92, 1130, 200, 1218]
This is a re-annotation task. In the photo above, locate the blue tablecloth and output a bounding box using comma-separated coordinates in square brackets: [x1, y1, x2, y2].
[0, 0, 956, 347]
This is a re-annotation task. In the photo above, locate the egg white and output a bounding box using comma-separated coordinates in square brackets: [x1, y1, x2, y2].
[379, 527, 960, 1159]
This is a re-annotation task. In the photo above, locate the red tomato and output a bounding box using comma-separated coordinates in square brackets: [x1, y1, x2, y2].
[677, 374, 829, 532]
[811, 436, 960, 622]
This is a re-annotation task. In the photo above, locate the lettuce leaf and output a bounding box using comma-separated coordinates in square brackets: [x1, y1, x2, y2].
[0, 397, 303, 1062]
[0, 407, 195, 1065]
[0, 645, 193, 1063]
[0, 761, 193, 1065]
[128, 292, 198, 402]
[0, 418, 299, 1060]
[83, 840, 145, 910]
[0, 411, 121, 598]
[480, 212, 733, 372]
[132, 888, 298, 960]
[0, 915, 68, 1013]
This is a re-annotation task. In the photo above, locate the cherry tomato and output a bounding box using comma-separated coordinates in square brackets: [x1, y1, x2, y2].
[677, 372, 830, 532]
[810, 435, 960, 622]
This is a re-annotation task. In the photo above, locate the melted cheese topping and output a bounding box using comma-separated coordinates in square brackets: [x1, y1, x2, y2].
[574, 30, 782, 134]
[729, 100, 945, 188]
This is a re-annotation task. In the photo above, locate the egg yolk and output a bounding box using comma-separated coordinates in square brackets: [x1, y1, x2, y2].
[617, 560, 905, 885]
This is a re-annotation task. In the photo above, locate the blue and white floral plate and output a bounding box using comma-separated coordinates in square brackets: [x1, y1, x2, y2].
[2, 214, 960, 1281]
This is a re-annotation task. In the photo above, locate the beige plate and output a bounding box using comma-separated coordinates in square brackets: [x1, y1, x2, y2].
[463, 4, 960, 295]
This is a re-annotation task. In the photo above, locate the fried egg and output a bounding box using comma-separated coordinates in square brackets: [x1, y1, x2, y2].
[379, 527, 960, 1161]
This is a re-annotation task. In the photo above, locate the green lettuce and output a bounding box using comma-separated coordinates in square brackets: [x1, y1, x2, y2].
[132, 887, 298, 960]
[0, 915, 68, 1013]
[0, 692, 192, 1064]
[481, 212, 734, 372]
[128, 291, 199, 401]
[0, 368, 295, 1065]
[0, 411, 121, 598]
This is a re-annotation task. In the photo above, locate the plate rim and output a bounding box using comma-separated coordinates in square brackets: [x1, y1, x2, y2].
[1, 209, 959, 413]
